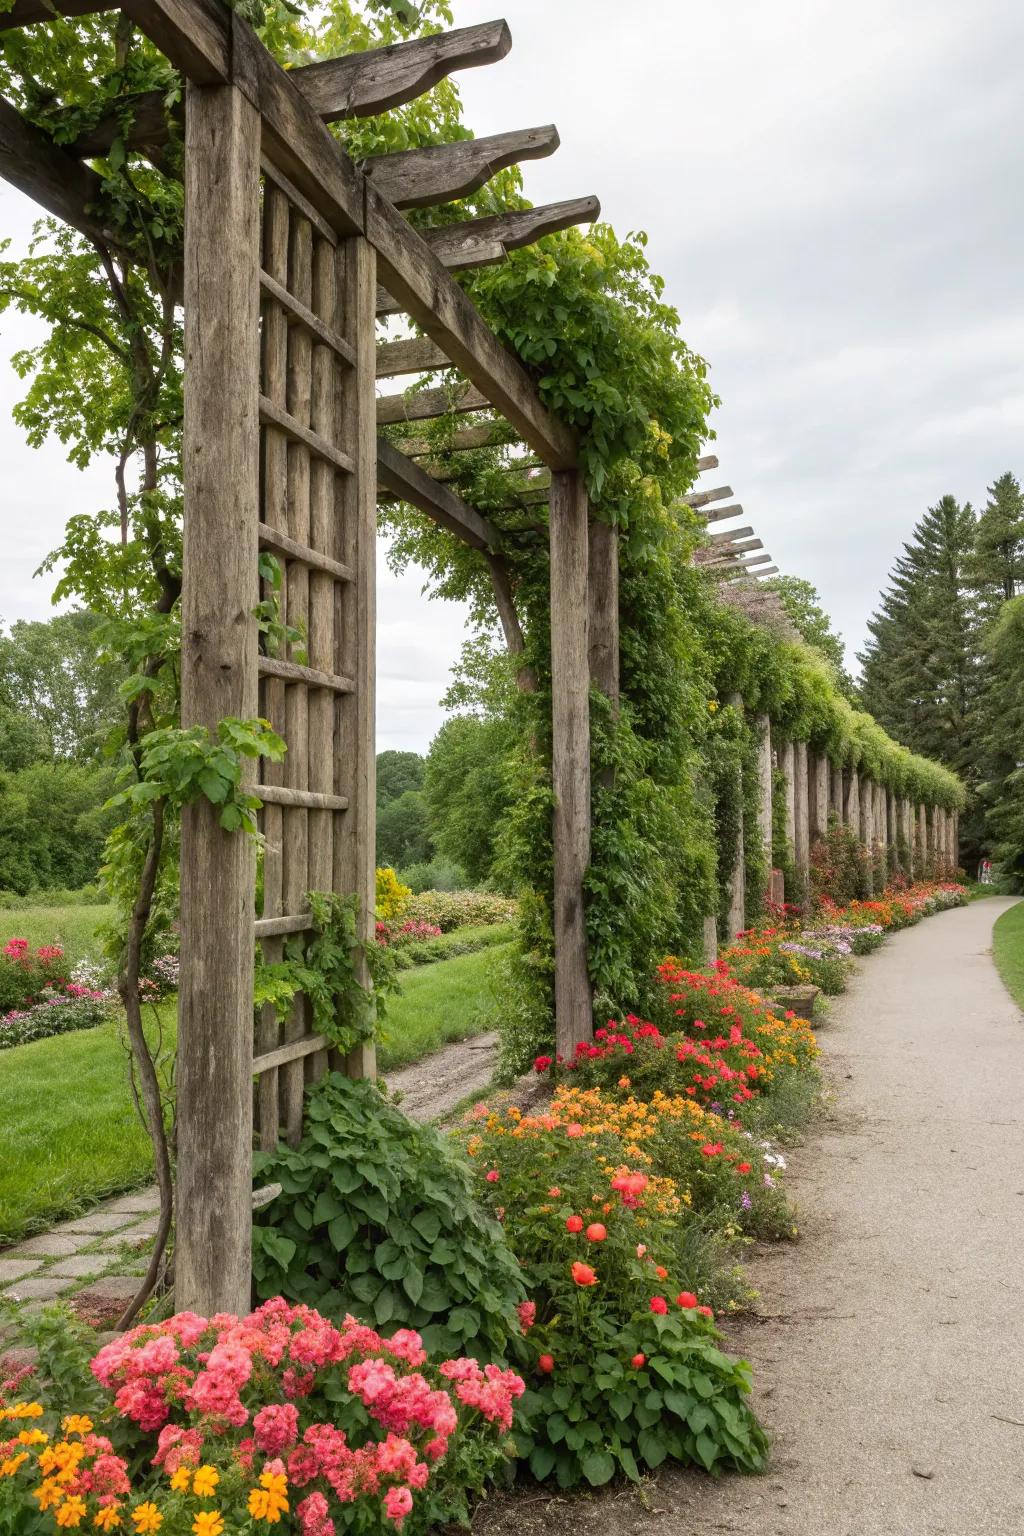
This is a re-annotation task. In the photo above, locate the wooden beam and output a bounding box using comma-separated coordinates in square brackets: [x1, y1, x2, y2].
[683, 484, 732, 509]
[366, 180, 578, 468]
[376, 334, 450, 378]
[0, 0, 114, 26]
[696, 453, 719, 472]
[376, 196, 601, 313]
[708, 524, 754, 543]
[363, 124, 559, 210]
[0, 95, 139, 258]
[701, 502, 745, 524]
[395, 419, 517, 457]
[550, 470, 593, 1056]
[121, 2, 575, 471]
[713, 552, 772, 571]
[703, 537, 763, 559]
[377, 380, 489, 426]
[588, 519, 619, 709]
[291, 20, 512, 122]
[753, 565, 779, 577]
[377, 437, 500, 550]
[177, 79, 260, 1318]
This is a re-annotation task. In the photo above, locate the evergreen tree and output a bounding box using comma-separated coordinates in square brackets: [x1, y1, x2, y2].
[859, 495, 983, 850]
[979, 597, 1024, 886]
[968, 471, 1024, 609]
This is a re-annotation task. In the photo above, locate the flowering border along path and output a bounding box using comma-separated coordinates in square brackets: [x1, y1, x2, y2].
[0, 882, 968, 1534]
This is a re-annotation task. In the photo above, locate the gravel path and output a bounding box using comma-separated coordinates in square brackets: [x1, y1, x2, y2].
[475, 896, 1024, 1536]
[381, 1030, 499, 1122]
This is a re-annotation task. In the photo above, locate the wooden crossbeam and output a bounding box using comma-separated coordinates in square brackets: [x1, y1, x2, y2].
[0, 0, 113, 27]
[708, 525, 754, 543]
[377, 381, 489, 426]
[363, 124, 560, 210]
[754, 566, 779, 577]
[376, 335, 450, 378]
[683, 484, 732, 509]
[710, 552, 772, 572]
[0, 95, 139, 258]
[292, 20, 512, 122]
[396, 420, 518, 456]
[701, 502, 745, 523]
[696, 454, 719, 472]
[703, 537, 763, 559]
[120, 0, 576, 469]
[376, 196, 601, 313]
[377, 437, 500, 550]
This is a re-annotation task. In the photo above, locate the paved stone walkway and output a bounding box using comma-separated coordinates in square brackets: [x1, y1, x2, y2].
[0, 1187, 159, 1338]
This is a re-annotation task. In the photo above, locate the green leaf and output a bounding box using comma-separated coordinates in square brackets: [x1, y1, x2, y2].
[411, 1209, 441, 1245]
[327, 1211, 356, 1252]
[401, 1266, 424, 1305]
[529, 1446, 556, 1481]
[637, 1429, 667, 1469]
[580, 1450, 616, 1487]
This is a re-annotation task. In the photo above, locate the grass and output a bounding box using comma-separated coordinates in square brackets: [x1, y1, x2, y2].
[0, 1009, 174, 1247]
[993, 900, 1024, 1011]
[378, 941, 512, 1073]
[0, 939, 509, 1246]
[0, 903, 113, 968]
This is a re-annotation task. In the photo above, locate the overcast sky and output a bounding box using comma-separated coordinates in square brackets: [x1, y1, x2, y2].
[2, 0, 1022, 751]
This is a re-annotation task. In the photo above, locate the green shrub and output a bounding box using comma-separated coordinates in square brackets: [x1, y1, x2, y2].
[388, 922, 515, 970]
[404, 889, 518, 932]
[252, 1075, 526, 1361]
[399, 858, 467, 894]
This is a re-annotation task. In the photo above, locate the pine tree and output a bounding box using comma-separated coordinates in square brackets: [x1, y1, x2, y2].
[968, 472, 1024, 608]
[979, 597, 1024, 885]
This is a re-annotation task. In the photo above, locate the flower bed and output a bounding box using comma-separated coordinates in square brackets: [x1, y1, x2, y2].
[0, 1300, 523, 1534]
[0, 939, 70, 1014]
[402, 891, 517, 934]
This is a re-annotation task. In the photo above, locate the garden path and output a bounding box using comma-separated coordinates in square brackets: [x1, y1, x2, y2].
[475, 895, 1024, 1536]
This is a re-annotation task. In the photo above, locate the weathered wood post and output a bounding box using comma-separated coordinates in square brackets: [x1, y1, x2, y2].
[917, 803, 928, 877]
[952, 809, 960, 870]
[587, 518, 619, 708]
[829, 758, 844, 822]
[177, 80, 261, 1317]
[726, 693, 746, 937]
[782, 738, 796, 855]
[755, 713, 773, 893]
[845, 764, 860, 834]
[793, 741, 810, 893]
[876, 780, 888, 881]
[335, 233, 379, 1082]
[551, 470, 592, 1058]
[811, 751, 829, 845]
[860, 777, 875, 896]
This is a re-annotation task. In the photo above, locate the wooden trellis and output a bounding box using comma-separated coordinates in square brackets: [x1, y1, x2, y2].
[0, 0, 960, 1319]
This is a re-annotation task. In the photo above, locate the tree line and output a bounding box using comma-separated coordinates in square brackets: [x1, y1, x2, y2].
[858, 471, 1024, 883]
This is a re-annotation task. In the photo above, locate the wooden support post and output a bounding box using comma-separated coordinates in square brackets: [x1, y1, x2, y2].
[587, 518, 619, 708]
[830, 759, 844, 821]
[781, 740, 796, 862]
[845, 765, 860, 834]
[177, 81, 261, 1318]
[860, 778, 875, 896]
[755, 714, 773, 881]
[334, 234, 378, 1081]
[793, 741, 810, 891]
[550, 470, 592, 1057]
[727, 693, 745, 938]
[900, 797, 913, 874]
[916, 803, 927, 879]
[702, 915, 718, 965]
[953, 810, 960, 870]
[810, 751, 829, 843]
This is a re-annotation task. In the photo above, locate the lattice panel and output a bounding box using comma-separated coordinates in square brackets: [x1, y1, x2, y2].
[253, 161, 375, 1150]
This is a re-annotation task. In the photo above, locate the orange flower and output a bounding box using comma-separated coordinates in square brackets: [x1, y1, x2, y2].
[571, 1261, 598, 1287]
[192, 1467, 219, 1498]
[94, 1510, 123, 1532]
[585, 1223, 607, 1243]
[62, 1416, 94, 1438]
[131, 1505, 163, 1534]
[56, 1495, 88, 1528]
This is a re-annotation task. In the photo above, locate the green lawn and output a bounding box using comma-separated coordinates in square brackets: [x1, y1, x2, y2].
[378, 941, 511, 1072]
[0, 903, 113, 968]
[993, 900, 1024, 1011]
[0, 941, 509, 1246]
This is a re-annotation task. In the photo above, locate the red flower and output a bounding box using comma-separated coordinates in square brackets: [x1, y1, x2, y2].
[630, 1353, 645, 1369]
[571, 1262, 598, 1287]
[538, 1355, 554, 1374]
[649, 1296, 668, 1315]
[548, 1187, 561, 1198]
[697, 1305, 714, 1319]
[485, 1170, 500, 1183]
[565, 1215, 584, 1233]
[676, 1291, 697, 1309]
[585, 1223, 607, 1243]
[533, 1056, 553, 1073]
[736, 1162, 752, 1175]
[655, 1266, 668, 1280]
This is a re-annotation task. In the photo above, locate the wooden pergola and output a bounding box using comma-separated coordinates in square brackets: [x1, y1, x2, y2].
[0, 0, 621, 1315]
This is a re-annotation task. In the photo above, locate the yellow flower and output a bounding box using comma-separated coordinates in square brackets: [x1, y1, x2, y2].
[18, 1428, 49, 1446]
[57, 1496, 88, 1529]
[248, 1469, 289, 1522]
[131, 1504, 164, 1533]
[169, 1468, 191, 1493]
[62, 1416, 94, 1438]
[0, 1401, 43, 1420]
[192, 1514, 224, 1536]
[0, 1452, 28, 1477]
[192, 1467, 219, 1498]
[94, 1509, 123, 1531]
[35, 1478, 65, 1510]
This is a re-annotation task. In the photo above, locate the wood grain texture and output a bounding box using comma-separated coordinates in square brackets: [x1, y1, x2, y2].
[726, 693, 746, 939]
[376, 334, 450, 378]
[0, 0, 115, 27]
[793, 741, 810, 883]
[810, 751, 829, 842]
[587, 519, 619, 708]
[259, 523, 353, 583]
[363, 124, 559, 209]
[177, 82, 260, 1317]
[292, 20, 512, 121]
[377, 438, 499, 551]
[700, 502, 745, 524]
[376, 380, 489, 425]
[259, 396, 354, 474]
[756, 715, 773, 870]
[682, 484, 733, 509]
[550, 471, 593, 1057]
[781, 739, 796, 862]
[260, 269, 355, 364]
[333, 236, 378, 1081]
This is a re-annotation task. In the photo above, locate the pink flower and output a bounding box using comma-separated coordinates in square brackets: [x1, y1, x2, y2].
[516, 1301, 536, 1335]
[253, 1401, 299, 1455]
[649, 1296, 668, 1315]
[383, 1486, 414, 1526]
[485, 1169, 500, 1183]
